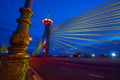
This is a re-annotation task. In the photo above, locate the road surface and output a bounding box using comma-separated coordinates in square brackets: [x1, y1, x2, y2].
[29, 57, 120, 80]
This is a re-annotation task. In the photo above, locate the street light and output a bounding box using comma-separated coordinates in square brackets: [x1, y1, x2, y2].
[111, 52, 116, 57]
[92, 54, 95, 57]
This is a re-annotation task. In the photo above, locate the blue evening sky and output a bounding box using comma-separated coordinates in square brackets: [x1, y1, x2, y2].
[0, 0, 119, 55]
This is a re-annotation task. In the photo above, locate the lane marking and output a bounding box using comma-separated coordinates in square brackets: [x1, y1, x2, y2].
[28, 66, 44, 80]
[33, 75, 37, 80]
[89, 73, 104, 78]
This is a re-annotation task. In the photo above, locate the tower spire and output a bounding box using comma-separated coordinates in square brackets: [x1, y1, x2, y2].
[47, 11, 50, 19]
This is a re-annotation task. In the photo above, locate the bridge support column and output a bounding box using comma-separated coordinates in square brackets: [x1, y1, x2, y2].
[0, 0, 33, 80]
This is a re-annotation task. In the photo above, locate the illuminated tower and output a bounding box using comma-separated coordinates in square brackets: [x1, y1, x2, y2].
[42, 14, 53, 56]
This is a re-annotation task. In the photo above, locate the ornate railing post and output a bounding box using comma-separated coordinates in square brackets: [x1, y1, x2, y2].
[0, 0, 33, 80]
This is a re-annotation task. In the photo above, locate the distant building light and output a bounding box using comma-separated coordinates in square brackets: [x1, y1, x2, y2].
[111, 53, 116, 57]
[78, 55, 81, 57]
[6, 50, 8, 53]
[70, 55, 73, 57]
[92, 54, 95, 57]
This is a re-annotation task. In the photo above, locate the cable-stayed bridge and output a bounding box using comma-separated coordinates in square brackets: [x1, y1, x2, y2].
[0, 0, 120, 80]
[33, 0, 120, 57]
[29, 1, 120, 79]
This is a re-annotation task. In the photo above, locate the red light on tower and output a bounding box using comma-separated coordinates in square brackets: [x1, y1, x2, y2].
[42, 18, 53, 26]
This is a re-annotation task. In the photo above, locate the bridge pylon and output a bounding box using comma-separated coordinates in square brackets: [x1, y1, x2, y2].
[42, 13, 53, 57]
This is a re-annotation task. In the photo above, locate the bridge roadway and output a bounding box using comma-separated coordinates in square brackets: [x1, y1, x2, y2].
[29, 57, 120, 80]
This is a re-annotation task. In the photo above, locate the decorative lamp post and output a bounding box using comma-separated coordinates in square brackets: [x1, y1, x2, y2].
[0, 0, 33, 80]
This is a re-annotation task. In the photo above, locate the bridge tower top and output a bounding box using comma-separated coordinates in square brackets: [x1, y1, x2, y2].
[42, 13, 53, 26]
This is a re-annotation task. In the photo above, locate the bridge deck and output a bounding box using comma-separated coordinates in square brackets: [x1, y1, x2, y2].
[29, 57, 120, 80]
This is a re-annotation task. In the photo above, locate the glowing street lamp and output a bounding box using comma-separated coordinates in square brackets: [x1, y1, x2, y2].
[29, 37, 32, 41]
[92, 54, 95, 57]
[111, 52, 116, 57]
